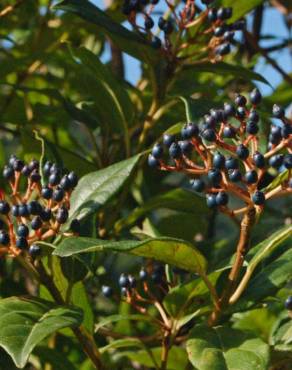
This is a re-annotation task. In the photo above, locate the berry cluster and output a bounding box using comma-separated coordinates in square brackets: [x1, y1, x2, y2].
[148, 89, 292, 214]
[121, 0, 244, 60]
[102, 264, 173, 317]
[0, 155, 80, 259]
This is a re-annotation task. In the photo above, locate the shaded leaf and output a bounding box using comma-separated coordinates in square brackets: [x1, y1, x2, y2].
[115, 188, 209, 233]
[54, 0, 158, 62]
[0, 297, 82, 368]
[183, 62, 270, 85]
[187, 325, 269, 370]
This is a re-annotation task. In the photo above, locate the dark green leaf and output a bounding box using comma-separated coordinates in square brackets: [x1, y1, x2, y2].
[118, 346, 188, 370]
[53, 236, 207, 274]
[0, 297, 82, 368]
[187, 325, 269, 370]
[232, 248, 292, 312]
[115, 188, 209, 233]
[54, 0, 158, 62]
[183, 62, 270, 85]
[68, 154, 142, 222]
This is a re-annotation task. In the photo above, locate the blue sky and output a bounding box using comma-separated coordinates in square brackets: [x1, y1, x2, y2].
[92, 0, 291, 96]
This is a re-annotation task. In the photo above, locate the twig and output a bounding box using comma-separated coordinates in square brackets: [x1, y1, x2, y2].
[208, 207, 256, 326]
[245, 30, 292, 85]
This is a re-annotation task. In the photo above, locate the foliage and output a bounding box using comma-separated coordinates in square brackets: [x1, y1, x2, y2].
[0, 1, 291, 370]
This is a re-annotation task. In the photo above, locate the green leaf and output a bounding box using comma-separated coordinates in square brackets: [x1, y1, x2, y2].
[0, 296, 82, 368]
[270, 312, 292, 351]
[187, 325, 269, 370]
[245, 225, 292, 277]
[95, 314, 156, 332]
[53, 236, 207, 274]
[34, 347, 78, 370]
[263, 170, 290, 192]
[217, 0, 264, 22]
[164, 270, 223, 317]
[115, 188, 209, 233]
[183, 62, 270, 85]
[100, 338, 144, 354]
[118, 346, 188, 370]
[68, 154, 142, 222]
[233, 248, 292, 312]
[60, 257, 88, 284]
[54, 0, 158, 62]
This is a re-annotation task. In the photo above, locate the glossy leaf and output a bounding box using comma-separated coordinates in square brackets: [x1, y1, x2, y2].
[183, 62, 270, 85]
[53, 236, 207, 274]
[0, 297, 82, 368]
[54, 0, 158, 62]
[232, 248, 292, 312]
[115, 188, 209, 233]
[187, 325, 269, 370]
[68, 154, 142, 222]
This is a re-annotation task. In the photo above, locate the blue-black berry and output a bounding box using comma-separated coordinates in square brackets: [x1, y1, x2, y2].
[56, 207, 68, 224]
[225, 157, 239, 170]
[190, 178, 205, 192]
[102, 285, 113, 298]
[0, 201, 10, 215]
[119, 273, 130, 288]
[236, 144, 249, 160]
[28, 200, 42, 215]
[40, 208, 52, 222]
[31, 216, 42, 230]
[52, 187, 65, 202]
[201, 128, 216, 142]
[17, 224, 29, 238]
[272, 104, 285, 119]
[67, 171, 78, 188]
[223, 126, 236, 138]
[283, 154, 292, 169]
[163, 134, 175, 147]
[285, 296, 292, 310]
[206, 194, 217, 208]
[213, 152, 225, 169]
[244, 170, 258, 184]
[148, 154, 160, 168]
[41, 186, 53, 199]
[246, 121, 259, 135]
[16, 237, 28, 249]
[269, 154, 284, 169]
[152, 143, 164, 159]
[253, 152, 265, 168]
[70, 219, 81, 234]
[169, 142, 182, 159]
[178, 140, 193, 155]
[208, 168, 222, 186]
[216, 191, 229, 206]
[250, 88, 261, 105]
[252, 190, 265, 205]
[235, 94, 247, 107]
[3, 166, 14, 180]
[139, 268, 148, 280]
[228, 169, 242, 182]
[28, 244, 41, 258]
[0, 232, 10, 246]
